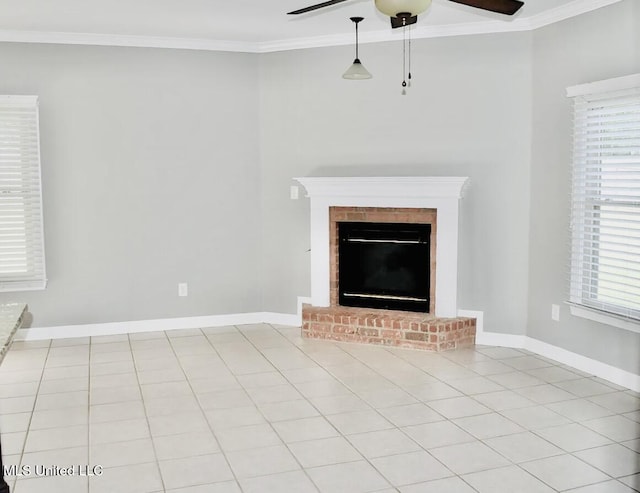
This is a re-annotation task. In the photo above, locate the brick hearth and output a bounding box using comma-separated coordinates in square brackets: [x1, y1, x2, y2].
[302, 305, 476, 351]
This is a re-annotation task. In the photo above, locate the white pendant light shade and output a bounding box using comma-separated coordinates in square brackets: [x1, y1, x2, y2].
[343, 17, 372, 80]
[343, 59, 372, 79]
[374, 0, 432, 17]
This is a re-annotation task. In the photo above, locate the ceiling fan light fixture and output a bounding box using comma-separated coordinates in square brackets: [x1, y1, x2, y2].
[374, 0, 432, 17]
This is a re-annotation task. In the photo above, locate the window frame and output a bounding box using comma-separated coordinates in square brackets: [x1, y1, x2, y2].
[0, 95, 47, 292]
[567, 74, 640, 332]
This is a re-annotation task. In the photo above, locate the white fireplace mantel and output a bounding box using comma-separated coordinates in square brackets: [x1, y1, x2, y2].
[294, 176, 469, 318]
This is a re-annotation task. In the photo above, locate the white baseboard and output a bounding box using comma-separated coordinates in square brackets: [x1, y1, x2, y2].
[523, 337, 640, 393]
[457, 308, 639, 392]
[16, 297, 315, 342]
[478, 332, 528, 348]
[460, 308, 526, 347]
[15, 312, 285, 341]
[263, 296, 311, 327]
[477, 331, 640, 392]
[16, 303, 640, 392]
[260, 312, 300, 327]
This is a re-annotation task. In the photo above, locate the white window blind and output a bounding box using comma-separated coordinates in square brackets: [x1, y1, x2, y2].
[0, 95, 47, 292]
[568, 75, 640, 322]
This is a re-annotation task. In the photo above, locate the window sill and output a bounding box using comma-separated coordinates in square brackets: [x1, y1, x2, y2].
[568, 303, 640, 334]
[0, 280, 47, 293]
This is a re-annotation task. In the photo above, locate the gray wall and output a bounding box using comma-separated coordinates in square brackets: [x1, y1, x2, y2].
[0, 44, 262, 327]
[527, 0, 640, 373]
[259, 33, 533, 335]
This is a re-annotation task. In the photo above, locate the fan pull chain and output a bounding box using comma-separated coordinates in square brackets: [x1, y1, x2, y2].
[408, 28, 412, 87]
[401, 25, 407, 95]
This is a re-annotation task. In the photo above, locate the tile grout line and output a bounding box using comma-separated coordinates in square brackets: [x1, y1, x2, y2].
[441, 349, 632, 491]
[126, 330, 169, 493]
[223, 324, 323, 493]
[290, 333, 637, 491]
[13, 340, 53, 490]
[212, 324, 408, 489]
[86, 336, 93, 493]
[280, 328, 555, 489]
[165, 326, 248, 492]
[255, 325, 407, 487]
[267, 324, 461, 490]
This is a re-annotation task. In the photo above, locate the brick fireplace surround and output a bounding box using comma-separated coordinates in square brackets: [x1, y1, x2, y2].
[294, 177, 476, 352]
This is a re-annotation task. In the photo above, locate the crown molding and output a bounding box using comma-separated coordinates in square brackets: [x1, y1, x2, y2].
[0, 0, 624, 54]
[257, 19, 529, 53]
[527, 0, 624, 30]
[0, 29, 260, 53]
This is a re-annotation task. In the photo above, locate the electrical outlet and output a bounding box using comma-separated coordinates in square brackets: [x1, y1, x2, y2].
[178, 283, 188, 297]
[290, 185, 299, 200]
[551, 304, 560, 321]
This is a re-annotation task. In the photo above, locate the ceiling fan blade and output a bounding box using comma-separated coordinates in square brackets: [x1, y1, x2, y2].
[390, 15, 418, 29]
[287, 0, 350, 15]
[448, 0, 524, 15]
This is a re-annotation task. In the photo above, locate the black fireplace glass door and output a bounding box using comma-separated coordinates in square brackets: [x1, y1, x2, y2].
[338, 222, 430, 312]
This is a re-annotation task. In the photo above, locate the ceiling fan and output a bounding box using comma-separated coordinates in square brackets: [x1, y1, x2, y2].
[288, 0, 524, 29]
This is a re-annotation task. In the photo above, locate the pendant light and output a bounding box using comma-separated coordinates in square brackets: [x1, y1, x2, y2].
[342, 17, 372, 80]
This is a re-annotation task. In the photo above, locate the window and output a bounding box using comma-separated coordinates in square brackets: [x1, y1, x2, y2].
[568, 74, 640, 326]
[0, 96, 46, 292]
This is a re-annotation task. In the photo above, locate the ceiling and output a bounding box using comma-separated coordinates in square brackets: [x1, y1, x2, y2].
[0, 0, 622, 52]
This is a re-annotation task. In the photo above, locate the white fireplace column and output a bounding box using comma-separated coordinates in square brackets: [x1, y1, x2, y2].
[294, 177, 469, 319]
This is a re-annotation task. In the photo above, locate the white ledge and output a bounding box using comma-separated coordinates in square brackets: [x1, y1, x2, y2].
[566, 73, 640, 98]
[295, 176, 469, 199]
[568, 303, 640, 334]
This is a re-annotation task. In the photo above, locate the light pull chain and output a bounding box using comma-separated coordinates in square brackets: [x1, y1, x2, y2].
[401, 21, 413, 95]
[408, 28, 412, 87]
[401, 24, 407, 95]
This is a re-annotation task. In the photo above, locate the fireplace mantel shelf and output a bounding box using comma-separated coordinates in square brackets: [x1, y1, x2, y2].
[294, 176, 469, 199]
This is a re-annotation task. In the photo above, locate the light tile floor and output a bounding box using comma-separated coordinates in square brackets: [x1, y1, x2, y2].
[0, 324, 639, 493]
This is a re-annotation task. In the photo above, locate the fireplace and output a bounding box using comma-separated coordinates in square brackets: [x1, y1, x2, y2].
[338, 221, 431, 312]
[294, 176, 476, 351]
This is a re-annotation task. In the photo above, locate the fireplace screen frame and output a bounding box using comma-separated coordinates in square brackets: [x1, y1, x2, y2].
[329, 206, 437, 315]
[338, 221, 431, 312]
